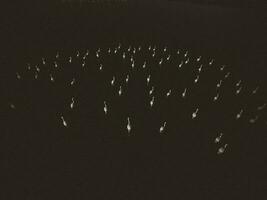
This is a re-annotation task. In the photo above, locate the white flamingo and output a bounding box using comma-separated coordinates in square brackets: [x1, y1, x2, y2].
[111, 76, 115, 86]
[252, 86, 259, 94]
[214, 133, 223, 143]
[50, 74, 54, 82]
[249, 116, 258, 123]
[71, 78, 75, 85]
[236, 109, 243, 119]
[104, 101, 108, 115]
[70, 97, 75, 109]
[150, 96, 155, 107]
[146, 75, 151, 85]
[217, 144, 228, 155]
[182, 88, 187, 98]
[217, 80, 222, 88]
[194, 75, 199, 83]
[127, 117, 131, 134]
[236, 87, 242, 95]
[126, 74, 129, 83]
[192, 108, 199, 119]
[166, 89, 172, 97]
[236, 80, 242, 87]
[16, 72, 21, 80]
[118, 86, 122, 96]
[61, 116, 68, 127]
[257, 103, 266, 110]
[213, 93, 219, 101]
[149, 86, 154, 95]
[209, 59, 214, 66]
[159, 122, 167, 133]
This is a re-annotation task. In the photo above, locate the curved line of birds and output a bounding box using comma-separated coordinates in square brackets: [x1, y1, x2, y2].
[11, 43, 267, 155]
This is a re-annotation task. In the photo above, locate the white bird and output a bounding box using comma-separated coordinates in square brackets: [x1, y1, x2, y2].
[36, 65, 40, 72]
[149, 86, 154, 95]
[10, 103, 15, 109]
[142, 61, 146, 68]
[71, 78, 75, 85]
[108, 48, 111, 53]
[83, 55, 86, 60]
[184, 51, 188, 57]
[257, 103, 266, 110]
[111, 76, 115, 86]
[118, 86, 122, 96]
[123, 52, 126, 59]
[182, 88, 187, 98]
[50, 74, 54, 82]
[99, 64, 103, 71]
[249, 116, 258, 123]
[209, 59, 214, 66]
[85, 49, 89, 56]
[236, 109, 243, 119]
[69, 56, 72, 63]
[34, 73, 38, 80]
[159, 122, 167, 133]
[236, 80, 242, 87]
[185, 57, 189, 64]
[146, 75, 151, 85]
[214, 133, 223, 143]
[213, 93, 219, 101]
[198, 64, 203, 73]
[82, 61, 85, 68]
[159, 58, 163, 65]
[167, 55, 171, 61]
[138, 46, 141, 51]
[27, 63, 31, 70]
[236, 87, 242, 95]
[217, 80, 222, 88]
[104, 101, 108, 115]
[76, 51, 80, 57]
[128, 46, 131, 52]
[177, 49, 180, 54]
[166, 89, 172, 97]
[178, 61, 183, 69]
[16, 72, 21, 80]
[220, 65, 225, 71]
[61, 116, 68, 127]
[217, 144, 228, 155]
[192, 108, 199, 119]
[131, 61, 135, 68]
[224, 72, 230, 78]
[54, 61, 58, 68]
[114, 48, 117, 54]
[197, 56, 201, 62]
[194, 75, 199, 83]
[56, 52, 59, 59]
[252, 86, 259, 94]
[127, 117, 131, 134]
[126, 75, 129, 83]
[164, 47, 167, 52]
[133, 49, 136, 54]
[148, 46, 151, 51]
[152, 52, 155, 57]
[96, 52, 99, 58]
[42, 57, 46, 65]
[150, 96, 155, 107]
[70, 97, 75, 109]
